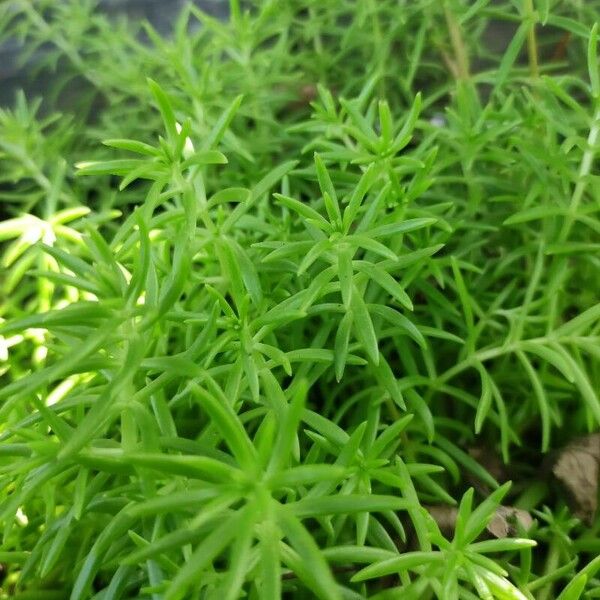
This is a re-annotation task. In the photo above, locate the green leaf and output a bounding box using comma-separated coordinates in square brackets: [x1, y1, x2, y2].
[158, 239, 192, 316]
[257, 342, 292, 375]
[334, 310, 353, 381]
[454, 487, 474, 546]
[258, 519, 281, 600]
[268, 379, 307, 474]
[122, 452, 239, 482]
[252, 161, 299, 202]
[278, 509, 342, 600]
[464, 482, 511, 544]
[0, 328, 112, 419]
[302, 411, 350, 448]
[368, 304, 425, 348]
[208, 187, 251, 207]
[520, 340, 575, 382]
[474, 363, 493, 433]
[218, 507, 256, 600]
[435, 436, 499, 491]
[343, 164, 378, 232]
[0, 216, 32, 240]
[478, 568, 529, 600]
[0, 303, 113, 335]
[469, 539, 537, 554]
[503, 205, 568, 225]
[363, 263, 413, 310]
[289, 494, 408, 518]
[298, 238, 331, 275]
[269, 464, 347, 488]
[537, 0, 549, 25]
[346, 234, 398, 260]
[588, 23, 599, 98]
[39, 517, 73, 577]
[203, 94, 244, 149]
[102, 138, 161, 156]
[450, 256, 474, 334]
[147, 78, 178, 141]
[164, 507, 248, 600]
[190, 380, 258, 470]
[337, 248, 354, 306]
[390, 92, 422, 153]
[75, 159, 150, 177]
[372, 354, 405, 410]
[365, 217, 436, 239]
[464, 561, 494, 600]
[286, 348, 365, 366]
[545, 15, 591, 38]
[123, 493, 239, 565]
[180, 150, 228, 169]
[494, 22, 528, 91]
[351, 293, 379, 364]
[556, 574, 587, 600]
[340, 98, 377, 145]
[273, 193, 330, 231]
[554, 302, 600, 336]
[369, 414, 413, 458]
[352, 551, 444, 581]
[323, 545, 396, 564]
[378, 100, 394, 146]
[229, 238, 263, 305]
[314, 154, 341, 221]
[516, 350, 551, 452]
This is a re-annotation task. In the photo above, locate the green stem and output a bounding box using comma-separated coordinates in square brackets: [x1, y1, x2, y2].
[560, 106, 600, 241]
[444, 3, 470, 80]
[523, 0, 540, 79]
[434, 333, 592, 387]
[309, 7, 323, 55]
[544, 104, 600, 332]
[538, 539, 561, 600]
[369, 0, 386, 97]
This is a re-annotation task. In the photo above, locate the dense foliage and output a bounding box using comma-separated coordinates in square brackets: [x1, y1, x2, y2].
[0, 1, 599, 598]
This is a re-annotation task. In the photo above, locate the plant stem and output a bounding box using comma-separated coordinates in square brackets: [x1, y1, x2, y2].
[538, 539, 561, 600]
[560, 105, 600, 241]
[523, 0, 540, 79]
[444, 2, 470, 80]
[544, 100, 600, 332]
[369, 0, 386, 97]
[434, 333, 596, 387]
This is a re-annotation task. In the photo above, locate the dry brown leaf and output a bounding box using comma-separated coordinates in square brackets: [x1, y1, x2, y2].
[426, 504, 532, 539]
[553, 433, 600, 524]
[487, 506, 534, 538]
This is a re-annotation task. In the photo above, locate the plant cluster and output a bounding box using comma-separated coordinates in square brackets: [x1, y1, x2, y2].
[0, 1, 599, 599]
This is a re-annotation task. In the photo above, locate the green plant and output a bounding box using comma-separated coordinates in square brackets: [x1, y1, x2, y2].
[0, 1, 599, 599]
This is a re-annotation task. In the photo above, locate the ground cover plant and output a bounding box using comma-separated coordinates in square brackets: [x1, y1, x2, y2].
[0, 0, 599, 598]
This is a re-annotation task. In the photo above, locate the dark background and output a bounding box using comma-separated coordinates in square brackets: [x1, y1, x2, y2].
[0, 0, 229, 106]
[0, 0, 519, 108]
